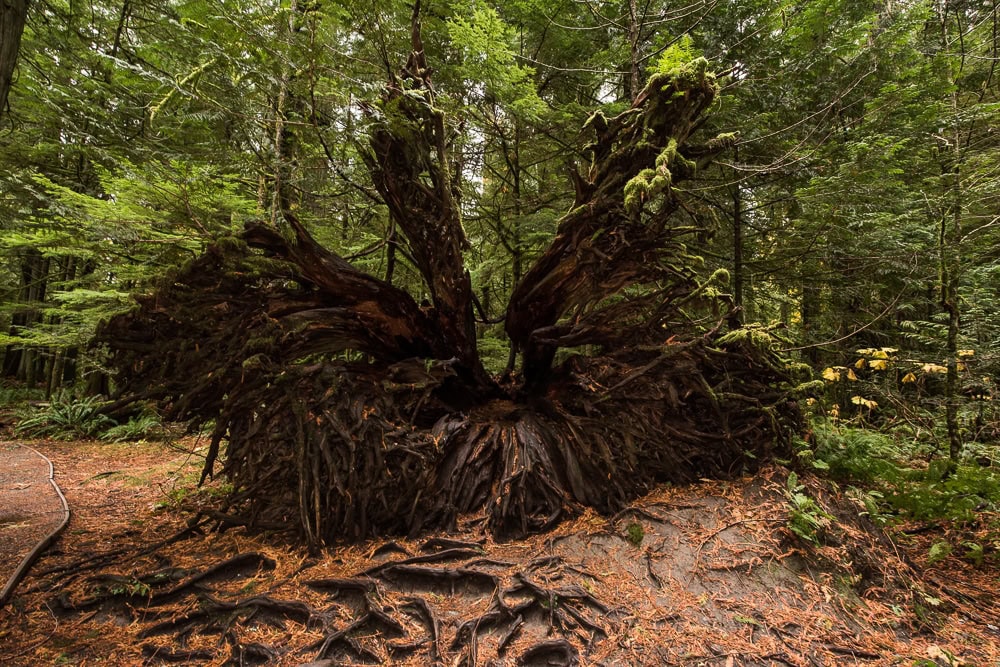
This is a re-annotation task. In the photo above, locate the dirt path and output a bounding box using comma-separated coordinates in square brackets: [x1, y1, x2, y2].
[0, 443, 69, 606]
[0, 438, 998, 666]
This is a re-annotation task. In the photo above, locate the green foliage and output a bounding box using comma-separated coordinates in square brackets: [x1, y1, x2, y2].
[784, 472, 833, 546]
[446, 1, 546, 120]
[624, 168, 669, 216]
[715, 324, 781, 351]
[625, 522, 645, 546]
[0, 385, 45, 406]
[890, 462, 1000, 523]
[802, 423, 904, 484]
[475, 333, 511, 376]
[927, 541, 952, 564]
[15, 393, 113, 440]
[0, 162, 256, 351]
[104, 577, 152, 598]
[100, 413, 165, 443]
[12, 392, 166, 442]
[962, 541, 984, 567]
[799, 419, 1000, 536]
[652, 35, 700, 76]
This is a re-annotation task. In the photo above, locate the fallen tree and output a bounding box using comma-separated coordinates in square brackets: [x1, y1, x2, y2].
[97, 9, 806, 545]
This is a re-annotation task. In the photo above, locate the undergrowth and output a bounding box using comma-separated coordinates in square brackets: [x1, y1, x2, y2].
[0, 384, 46, 406]
[785, 471, 833, 545]
[100, 413, 165, 442]
[14, 393, 113, 440]
[13, 392, 164, 442]
[796, 419, 1000, 566]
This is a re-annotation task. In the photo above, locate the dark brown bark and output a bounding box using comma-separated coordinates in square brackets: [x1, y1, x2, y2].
[729, 149, 744, 330]
[0, 0, 28, 119]
[3, 250, 48, 383]
[360, 4, 485, 383]
[505, 62, 733, 386]
[626, 0, 642, 100]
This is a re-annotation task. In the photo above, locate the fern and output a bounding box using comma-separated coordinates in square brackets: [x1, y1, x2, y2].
[652, 35, 700, 76]
[808, 422, 905, 484]
[101, 414, 164, 442]
[785, 472, 833, 545]
[890, 462, 1000, 521]
[15, 393, 113, 440]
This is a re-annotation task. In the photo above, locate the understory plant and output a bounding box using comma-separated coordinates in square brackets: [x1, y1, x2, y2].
[797, 418, 1000, 566]
[14, 392, 113, 440]
[14, 392, 164, 442]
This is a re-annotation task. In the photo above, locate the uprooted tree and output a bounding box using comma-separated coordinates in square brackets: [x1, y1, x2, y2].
[98, 13, 806, 545]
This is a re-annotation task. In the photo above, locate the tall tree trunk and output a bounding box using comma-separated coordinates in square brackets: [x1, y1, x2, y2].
[270, 0, 299, 226]
[10, 251, 49, 385]
[942, 129, 963, 469]
[729, 151, 744, 330]
[939, 2, 965, 471]
[511, 121, 523, 285]
[800, 283, 821, 366]
[626, 0, 642, 101]
[0, 0, 29, 119]
[44, 350, 62, 399]
[43, 256, 78, 397]
[941, 178, 961, 469]
[2, 251, 34, 377]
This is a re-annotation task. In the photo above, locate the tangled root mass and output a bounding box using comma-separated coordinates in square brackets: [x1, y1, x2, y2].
[98, 14, 804, 545]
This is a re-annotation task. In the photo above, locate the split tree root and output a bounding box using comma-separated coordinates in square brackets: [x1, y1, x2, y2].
[300, 546, 613, 666]
[96, 15, 808, 546]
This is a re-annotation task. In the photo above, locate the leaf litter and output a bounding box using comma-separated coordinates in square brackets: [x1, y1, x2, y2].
[0, 438, 997, 666]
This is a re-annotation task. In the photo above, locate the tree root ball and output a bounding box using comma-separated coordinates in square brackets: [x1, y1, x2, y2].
[96, 19, 807, 545]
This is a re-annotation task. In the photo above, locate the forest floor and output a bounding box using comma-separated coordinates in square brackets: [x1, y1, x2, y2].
[0, 436, 998, 666]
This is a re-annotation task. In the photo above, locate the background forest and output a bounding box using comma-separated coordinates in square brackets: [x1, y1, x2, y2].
[1, 0, 999, 554]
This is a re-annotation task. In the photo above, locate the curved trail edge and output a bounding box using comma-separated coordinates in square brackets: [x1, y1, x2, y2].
[0, 443, 71, 608]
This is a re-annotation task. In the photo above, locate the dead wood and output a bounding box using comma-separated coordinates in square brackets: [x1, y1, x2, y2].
[420, 537, 485, 552]
[360, 547, 486, 575]
[95, 8, 804, 546]
[149, 553, 276, 604]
